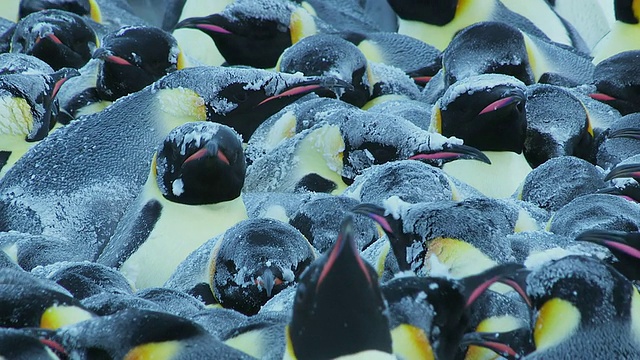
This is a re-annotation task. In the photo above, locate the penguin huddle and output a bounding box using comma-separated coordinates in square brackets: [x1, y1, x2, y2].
[1, 0, 640, 359]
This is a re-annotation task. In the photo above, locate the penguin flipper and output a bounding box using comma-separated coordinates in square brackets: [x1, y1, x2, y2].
[97, 200, 162, 268]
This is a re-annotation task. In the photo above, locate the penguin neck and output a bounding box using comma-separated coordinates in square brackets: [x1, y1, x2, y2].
[592, 21, 640, 64]
[442, 151, 532, 198]
[123, 175, 248, 289]
[397, 0, 494, 50]
[295, 124, 347, 195]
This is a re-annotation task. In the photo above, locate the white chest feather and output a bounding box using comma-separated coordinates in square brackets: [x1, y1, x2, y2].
[443, 151, 532, 198]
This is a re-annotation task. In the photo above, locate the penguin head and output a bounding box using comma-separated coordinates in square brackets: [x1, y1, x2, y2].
[351, 202, 411, 271]
[525, 255, 638, 351]
[277, 33, 370, 107]
[337, 110, 490, 183]
[10, 9, 98, 70]
[614, 0, 640, 24]
[154, 122, 246, 205]
[387, 0, 458, 25]
[19, 0, 102, 23]
[591, 50, 640, 116]
[94, 26, 183, 101]
[288, 215, 392, 359]
[433, 74, 527, 153]
[0, 67, 79, 141]
[381, 263, 529, 360]
[0, 268, 94, 330]
[174, 0, 316, 68]
[443, 22, 535, 87]
[211, 218, 317, 315]
[205, 71, 351, 140]
[576, 229, 640, 281]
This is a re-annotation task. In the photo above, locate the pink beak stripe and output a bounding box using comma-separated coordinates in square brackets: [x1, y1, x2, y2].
[466, 275, 499, 308]
[589, 93, 617, 101]
[619, 195, 637, 202]
[258, 85, 322, 106]
[105, 55, 132, 66]
[480, 341, 518, 357]
[412, 76, 432, 84]
[499, 279, 532, 307]
[196, 24, 232, 34]
[370, 213, 393, 234]
[479, 96, 516, 115]
[409, 152, 462, 161]
[317, 234, 343, 291]
[184, 147, 208, 164]
[217, 149, 230, 165]
[40, 339, 66, 355]
[52, 78, 69, 100]
[605, 240, 640, 259]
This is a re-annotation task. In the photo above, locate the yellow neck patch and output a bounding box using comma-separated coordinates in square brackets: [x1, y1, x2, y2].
[630, 287, 640, 344]
[40, 305, 93, 329]
[295, 124, 346, 195]
[124, 341, 181, 360]
[224, 329, 266, 358]
[534, 298, 580, 351]
[290, 7, 317, 44]
[0, 96, 33, 137]
[391, 324, 434, 360]
[425, 237, 497, 278]
[88, 0, 102, 23]
[155, 88, 207, 135]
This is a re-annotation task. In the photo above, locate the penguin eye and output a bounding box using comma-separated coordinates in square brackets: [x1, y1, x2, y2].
[233, 91, 248, 103]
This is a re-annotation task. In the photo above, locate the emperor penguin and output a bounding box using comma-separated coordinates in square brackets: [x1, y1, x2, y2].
[592, 0, 640, 64]
[170, 0, 233, 66]
[57, 308, 254, 359]
[285, 216, 395, 359]
[18, 0, 103, 24]
[244, 107, 490, 195]
[381, 263, 530, 360]
[98, 122, 248, 290]
[93, 25, 186, 101]
[430, 73, 531, 198]
[576, 229, 640, 281]
[166, 217, 317, 315]
[386, 0, 559, 50]
[173, 0, 327, 68]
[523, 255, 640, 359]
[0, 66, 342, 265]
[0, 67, 79, 178]
[10, 9, 98, 70]
[0, 268, 94, 330]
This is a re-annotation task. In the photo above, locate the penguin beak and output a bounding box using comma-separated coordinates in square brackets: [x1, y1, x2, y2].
[316, 216, 372, 291]
[408, 144, 491, 165]
[35, 33, 63, 46]
[257, 77, 354, 106]
[460, 329, 525, 360]
[478, 95, 523, 116]
[460, 263, 531, 308]
[604, 163, 640, 182]
[576, 230, 640, 260]
[175, 15, 232, 34]
[608, 127, 640, 140]
[258, 268, 276, 297]
[50, 67, 80, 100]
[588, 92, 617, 102]
[411, 75, 432, 86]
[93, 47, 132, 66]
[351, 203, 394, 234]
[183, 141, 229, 166]
[596, 186, 640, 202]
